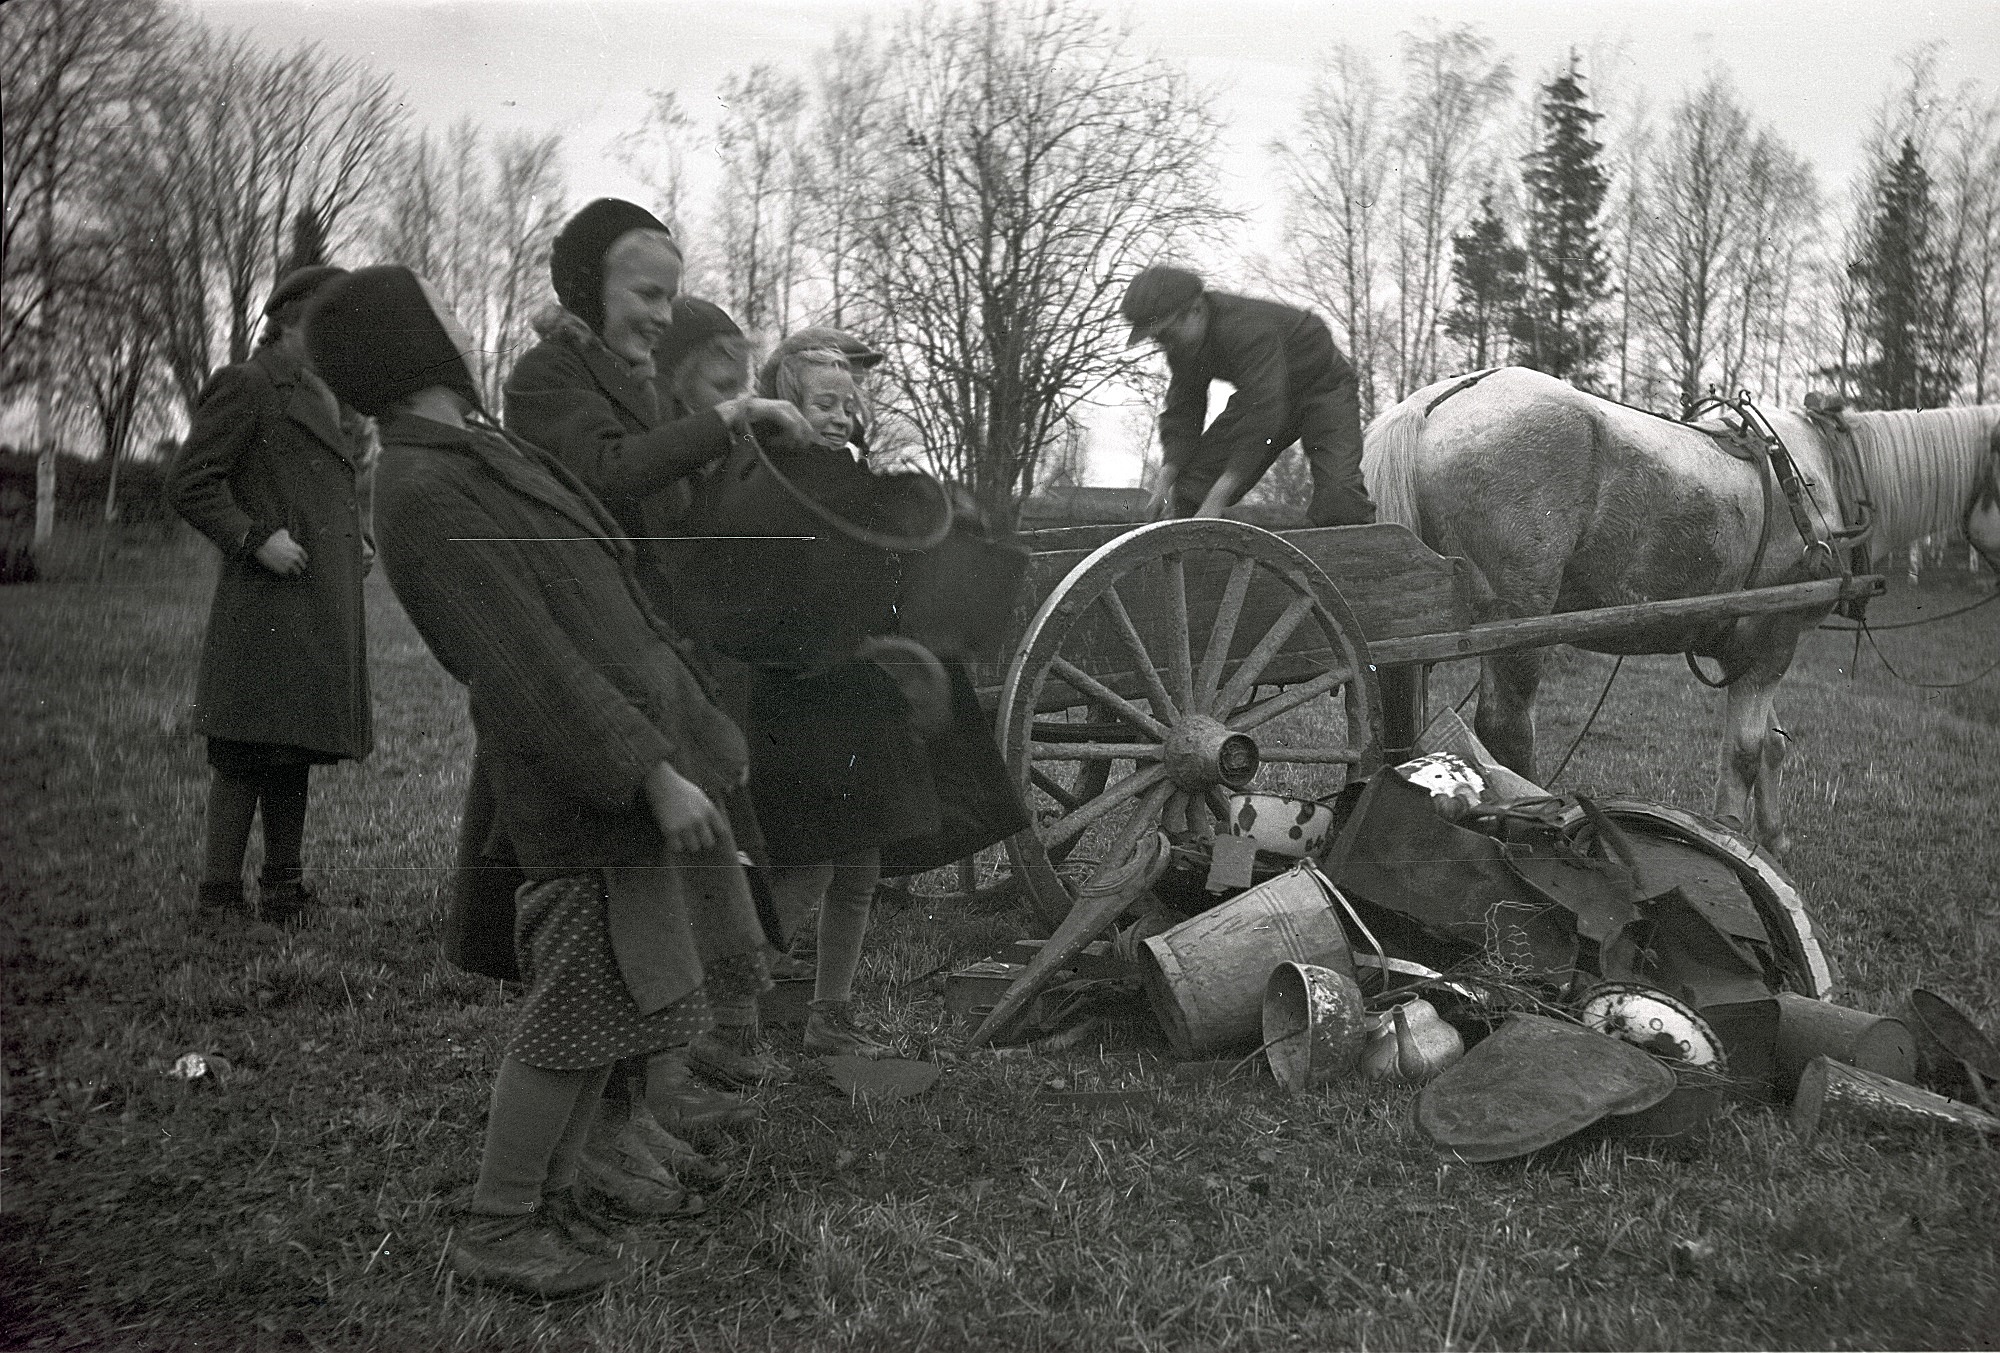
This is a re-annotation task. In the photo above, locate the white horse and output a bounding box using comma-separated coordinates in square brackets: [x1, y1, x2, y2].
[1363, 367, 2000, 854]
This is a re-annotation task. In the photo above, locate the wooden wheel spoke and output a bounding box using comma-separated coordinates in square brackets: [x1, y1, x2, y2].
[1096, 778, 1177, 872]
[1195, 556, 1257, 712]
[1163, 554, 1196, 714]
[1043, 764, 1169, 850]
[1228, 667, 1351, 731]
[1096, 585, 1179, 722]
[1030, 742, 1164, 761]
[1050, 657, 1170, 741]
[1029, 768, 1084, 812]
[1257, 746, 1367, 764]
[1213, 591, 1319, 716]
[1203, 787, 1237, 832]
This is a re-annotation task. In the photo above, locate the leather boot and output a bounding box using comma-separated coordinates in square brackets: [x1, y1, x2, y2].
[689, 1024, 794, 1088]
[645, 1049, 761, 1136]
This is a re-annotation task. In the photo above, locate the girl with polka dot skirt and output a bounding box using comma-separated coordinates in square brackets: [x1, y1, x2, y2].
[307, 264, 770, 1299]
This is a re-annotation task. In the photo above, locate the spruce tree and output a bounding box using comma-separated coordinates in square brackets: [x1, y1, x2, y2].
[1845, 138, 1959, 409]
[1444, 194, 1526, 368]
[1513, 58, 1612, 385]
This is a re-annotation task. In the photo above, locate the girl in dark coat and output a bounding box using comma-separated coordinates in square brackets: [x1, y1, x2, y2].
[747, 346, 948, 1059]
[169, 265, 372, 928]
[498, 199, 814, 1210]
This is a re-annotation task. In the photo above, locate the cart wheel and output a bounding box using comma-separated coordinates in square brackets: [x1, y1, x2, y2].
[1000, 519, 1383, 929]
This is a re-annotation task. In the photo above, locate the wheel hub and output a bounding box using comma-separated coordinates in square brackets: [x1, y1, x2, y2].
[1163, 714, 1259, 791]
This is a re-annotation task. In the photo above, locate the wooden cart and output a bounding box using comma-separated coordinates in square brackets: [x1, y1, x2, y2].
[963, 517, 1881, 1044]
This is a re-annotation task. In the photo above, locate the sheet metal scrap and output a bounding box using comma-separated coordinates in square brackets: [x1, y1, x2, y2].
[1417, 1014, 1676, 1162]
[1321, 768, 1579, 983]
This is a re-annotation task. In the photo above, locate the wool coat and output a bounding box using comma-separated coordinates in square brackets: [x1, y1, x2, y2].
[372, 413, 766, 1010]
[504, 323, 734, 627]
[168, 342, 372, 761]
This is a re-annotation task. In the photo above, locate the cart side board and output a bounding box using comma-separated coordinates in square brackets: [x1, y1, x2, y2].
[973, 521, 1885, 756]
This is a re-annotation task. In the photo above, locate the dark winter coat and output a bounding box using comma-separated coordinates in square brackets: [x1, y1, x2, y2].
[168, 342, 372, 761]
[372, 413, 766, 1006]
[1158, 292, 1368, 523]
[503, 323, 734, 627]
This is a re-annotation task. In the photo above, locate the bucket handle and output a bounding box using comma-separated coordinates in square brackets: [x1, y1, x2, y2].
[737, 426, 955, 553]
[1305, 860, 1387, 973]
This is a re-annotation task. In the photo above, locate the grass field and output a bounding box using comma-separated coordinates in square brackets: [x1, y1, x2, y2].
[3, 523, 1997, 1352]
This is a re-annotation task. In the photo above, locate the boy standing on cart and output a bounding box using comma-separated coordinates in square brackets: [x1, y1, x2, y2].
[1122, 264, 1376, 529]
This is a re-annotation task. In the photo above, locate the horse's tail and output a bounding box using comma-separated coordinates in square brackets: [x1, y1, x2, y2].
[1362, 389, 1430, 534]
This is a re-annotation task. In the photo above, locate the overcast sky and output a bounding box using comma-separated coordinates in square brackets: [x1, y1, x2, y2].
[186, 0, 1999, 482]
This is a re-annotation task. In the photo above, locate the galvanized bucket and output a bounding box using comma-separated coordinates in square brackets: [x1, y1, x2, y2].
[1139, 865, 1355, 1059]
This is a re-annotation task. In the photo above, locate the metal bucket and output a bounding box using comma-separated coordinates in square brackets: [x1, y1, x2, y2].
[1139, 865, 1354, 1059]
[1262, 961, 1367, 1092]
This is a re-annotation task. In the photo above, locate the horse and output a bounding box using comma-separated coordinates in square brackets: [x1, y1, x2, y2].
[1362, 366, 2000, 855]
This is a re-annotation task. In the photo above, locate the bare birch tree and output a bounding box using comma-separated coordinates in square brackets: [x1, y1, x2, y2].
[1388, 26, 1513, 397]
[370, 120, 567, 408]
[1, 0, 161, 546]
[845, 0, 1233, 526]
[794, 29, 893, 329]
[1628, 76, 1759, 411]
[612, 89, 697, 234]
[714, 65, 807, 334]
[120, 23, 402, 409]
[1270, 45, 1394, 418]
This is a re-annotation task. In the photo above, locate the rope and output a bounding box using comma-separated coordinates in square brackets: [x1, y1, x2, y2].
[1819, 587, 2000, 631]
[1685, 650, 1732, 689]
[1853, 612, 2000, 689]
[1546, 656, 1625, 787]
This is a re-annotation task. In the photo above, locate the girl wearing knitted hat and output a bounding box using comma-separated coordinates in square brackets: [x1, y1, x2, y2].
[167, 264, 372, 934]
[498, 200, 813, 1214]
[307, 264, 774, 1297]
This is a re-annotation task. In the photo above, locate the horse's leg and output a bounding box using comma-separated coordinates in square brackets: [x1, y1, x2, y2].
[1475, 648, 1545, 783]
[1718, 672, 1784, 853]
[1714, 616, 1811, 856]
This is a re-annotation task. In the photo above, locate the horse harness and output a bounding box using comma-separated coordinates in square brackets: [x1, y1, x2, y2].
[1687, 391, 1872, 624]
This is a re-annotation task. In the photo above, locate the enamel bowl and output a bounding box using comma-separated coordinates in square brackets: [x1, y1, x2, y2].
[1226, 792, 1334, 858]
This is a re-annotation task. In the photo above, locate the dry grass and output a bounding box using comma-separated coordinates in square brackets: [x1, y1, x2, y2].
[2, 523, 1996, 1351]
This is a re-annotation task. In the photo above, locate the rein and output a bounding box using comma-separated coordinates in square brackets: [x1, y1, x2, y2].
[1687, 391, 1844, 580]
[1683, 391, 1852, 687]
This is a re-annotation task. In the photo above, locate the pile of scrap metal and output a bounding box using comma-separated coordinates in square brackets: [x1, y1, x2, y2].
[953, 712, 2000, 1157]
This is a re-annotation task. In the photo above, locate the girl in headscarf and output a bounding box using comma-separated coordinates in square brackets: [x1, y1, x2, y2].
[309, 264, 770, 1296]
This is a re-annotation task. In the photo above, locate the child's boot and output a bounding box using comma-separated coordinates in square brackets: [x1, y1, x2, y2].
[449, 1208, 629, 1298]
[540, 1186, 640, 1256]
[804, 1000, 893, 1059]
[576, 1111, 705, 1219]
[623, 1103, 728, 1184]
[258, 872, 321, 927]
[689, 1022, 793, 1088]
[645, 1048, 761, 1135]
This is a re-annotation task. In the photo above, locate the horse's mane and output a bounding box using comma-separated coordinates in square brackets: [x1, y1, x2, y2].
[1842, 405, 1999, 552]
